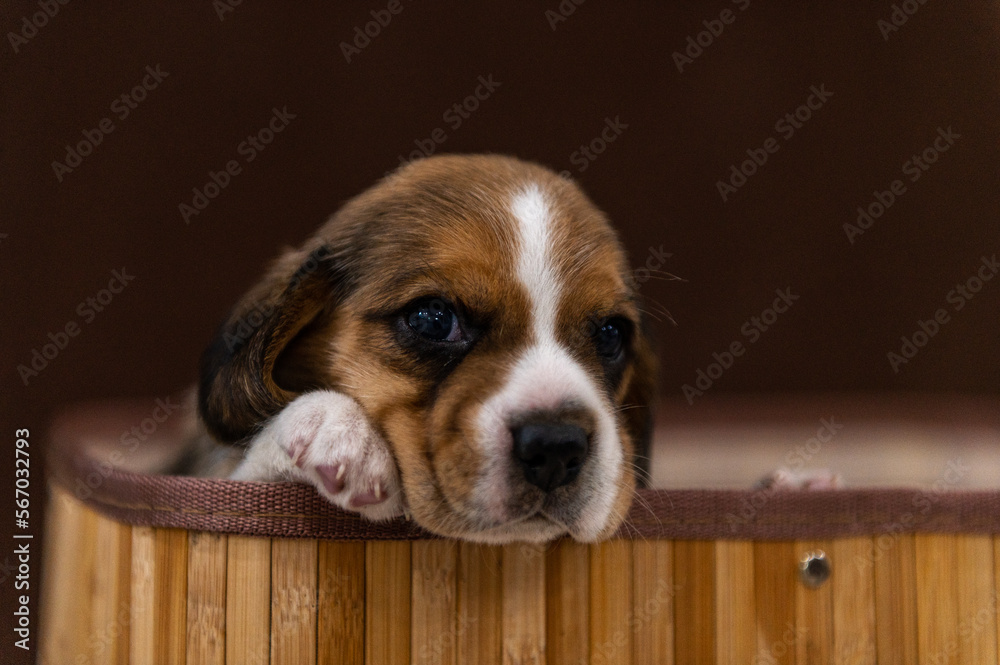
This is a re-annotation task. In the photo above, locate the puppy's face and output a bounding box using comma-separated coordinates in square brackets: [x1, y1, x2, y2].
[201, 155, 655, 542]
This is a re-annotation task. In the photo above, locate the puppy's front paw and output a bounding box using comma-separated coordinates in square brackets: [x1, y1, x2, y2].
[235, 391, 404, 521]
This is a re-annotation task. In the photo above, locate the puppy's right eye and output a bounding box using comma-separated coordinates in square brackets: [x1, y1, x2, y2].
[406, 298, 461, 342]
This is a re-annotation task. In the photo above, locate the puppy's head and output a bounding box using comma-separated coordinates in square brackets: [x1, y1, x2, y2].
[200, 154, 655, 542]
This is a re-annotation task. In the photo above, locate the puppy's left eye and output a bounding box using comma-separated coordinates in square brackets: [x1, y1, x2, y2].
[593, 319, 628, 359]
[407, 298, 462, 342]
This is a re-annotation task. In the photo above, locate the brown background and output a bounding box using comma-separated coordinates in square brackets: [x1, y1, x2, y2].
[2, 2, 999, 662]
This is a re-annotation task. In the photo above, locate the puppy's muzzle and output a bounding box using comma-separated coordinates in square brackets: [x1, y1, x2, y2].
[512, 422, 589, 492]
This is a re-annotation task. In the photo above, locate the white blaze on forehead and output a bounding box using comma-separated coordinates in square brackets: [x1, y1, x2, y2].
[471, 183, 623, 541]
[510, 184, 561, 341]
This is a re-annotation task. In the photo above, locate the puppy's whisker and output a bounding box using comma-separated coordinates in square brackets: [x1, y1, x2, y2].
[636, 307, 664, 323]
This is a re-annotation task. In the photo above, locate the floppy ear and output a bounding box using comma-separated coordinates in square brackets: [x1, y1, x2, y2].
[198, 242, 347, 444]
[622, 319, 658, 488]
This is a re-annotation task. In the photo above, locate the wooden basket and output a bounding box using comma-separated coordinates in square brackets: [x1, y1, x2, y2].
[40, 397, 1000, 664]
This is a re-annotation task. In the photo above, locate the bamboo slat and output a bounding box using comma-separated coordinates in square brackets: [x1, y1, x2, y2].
[130, 526, 157, 665]
[916, 534, 960, 665]
[545, 540, 589, 665]
[502, 543, 546, 665]
[186, 532, 227, 665]
[132, 528, 188, 665]
[954, 535, 997, 665]
[366, 541, 412, 665]
[458, 543, 503, 665]
[317, 541, 365, 665]
[589, 539, 633, 665]
[271, 538, 318, 665]
[632, 540, 674, 665]
[831, 537, 877, 664]
[714, 540, 755, 664]
[40, 488, 96, 665]
[226, 535, 271, 665]
[753, 541, 796, 665]
[674, 540, 716, 663]
[90, 514, 132, 665]
[874, 533, 918, 665]
[412, 540, 459, 665]
[159, 529, 190, 665]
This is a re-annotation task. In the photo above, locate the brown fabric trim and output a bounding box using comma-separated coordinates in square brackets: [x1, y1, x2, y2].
[46, 400, 1000, 541]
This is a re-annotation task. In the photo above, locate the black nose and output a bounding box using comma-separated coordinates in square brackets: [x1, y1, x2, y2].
[512, 423, 589, 492]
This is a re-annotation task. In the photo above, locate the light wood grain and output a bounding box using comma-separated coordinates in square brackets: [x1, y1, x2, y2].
[129, 526, 157, 665]
[714, 540, 754, 665]
[40, 488, 97, 665]
[831, 537, 877, 664]
[674, 540, 716, 663]
[794, 540, 833, 665]
[632, 540, 674, 665]
[132, 528, 188, 665]
[544, 540, 589, 665]
[271, 538, 318, 665]
[412, 540, 459, 665]
[186, 531, 227, 665]
[954, 535, 997, 665]
[753, 541, 796, 665]
[458, 543, 502, 665]
[873, 533, 918, 665]
[226, 535, 271, 665]
[366, 541, 411, 665]
[317, 541, 365, 665]
[89, 514, 132, 665]
[589, 539, 632, 665]
[915, 534, 960, 665]
[502, 543, 546, 665]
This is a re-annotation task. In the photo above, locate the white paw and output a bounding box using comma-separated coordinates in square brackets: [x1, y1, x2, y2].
[233, 391, 404, 521]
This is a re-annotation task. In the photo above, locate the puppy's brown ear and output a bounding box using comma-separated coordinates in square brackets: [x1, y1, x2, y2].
[623, 322, 657, 488]
[198, 243, 347, 444]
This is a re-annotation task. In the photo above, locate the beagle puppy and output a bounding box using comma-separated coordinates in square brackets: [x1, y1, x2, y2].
[197, 154, 655, 543]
